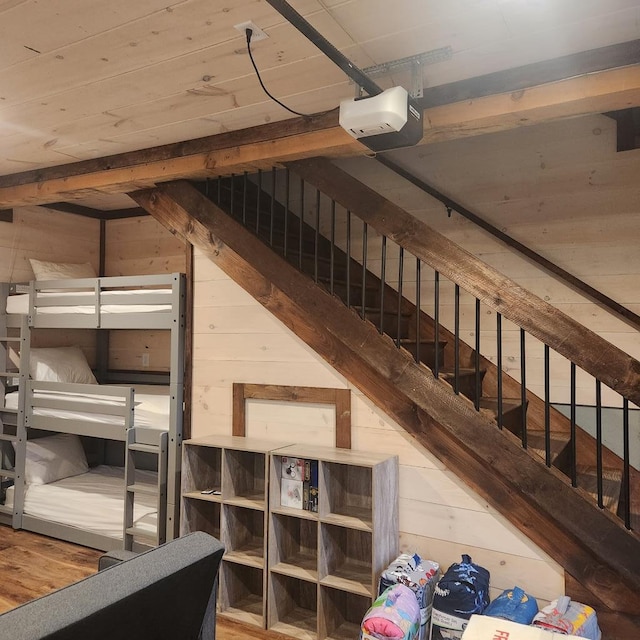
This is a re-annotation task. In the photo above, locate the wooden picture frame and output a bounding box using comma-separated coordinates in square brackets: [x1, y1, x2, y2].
[232, 383, 352, 449]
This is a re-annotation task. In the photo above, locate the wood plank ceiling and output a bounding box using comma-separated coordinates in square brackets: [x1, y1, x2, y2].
[1, 0, 640, 208]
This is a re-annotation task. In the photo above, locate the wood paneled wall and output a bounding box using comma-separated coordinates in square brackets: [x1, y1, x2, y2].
[0, 210, 186, 371]
[0, 206, 99, 283]
[105, 216, 187, 371]
[191, 253, 565, 608]
[105, 216, 186, 277]
[335, 113, 640, 407]
[0, 206, 99, 362]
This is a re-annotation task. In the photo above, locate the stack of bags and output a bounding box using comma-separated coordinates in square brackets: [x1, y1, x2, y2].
[360, 552, 440, 640]
[360, 552, 601, 640]
[460, 589, 601, 640]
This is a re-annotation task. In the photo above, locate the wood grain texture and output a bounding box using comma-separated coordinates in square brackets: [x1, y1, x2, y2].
[0, 206, 99, 284]
[0, 526, 100, 614]
[288, 157, 640, 408]
[133, 181, 640, 613]
[4, 61, 640, 207]
[233, 383, 352, 448]
[0, 525, 357, 639]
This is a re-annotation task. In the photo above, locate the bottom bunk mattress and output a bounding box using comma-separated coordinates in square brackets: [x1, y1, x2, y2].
[4, 465, 157, 540]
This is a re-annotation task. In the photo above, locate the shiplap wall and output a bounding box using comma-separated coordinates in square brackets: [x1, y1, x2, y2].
[335, 114, 640, 408]
[104, 215, 187, 371]
[191, 251, 564, 607]
[0, 210, 185, 371]
[0, 207, 99, 363]
[0, 207, 99, 284]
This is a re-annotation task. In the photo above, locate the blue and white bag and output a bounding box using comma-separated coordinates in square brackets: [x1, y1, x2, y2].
[483, 586, 538, 625]
[430, 555, 490, 640]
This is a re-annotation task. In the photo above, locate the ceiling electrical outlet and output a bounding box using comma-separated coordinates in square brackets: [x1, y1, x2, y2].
[234, 20, 269, 41]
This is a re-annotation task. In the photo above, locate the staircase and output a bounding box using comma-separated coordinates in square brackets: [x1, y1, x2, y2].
[201, 168, 638, 528]
[131, 164, 640, 630]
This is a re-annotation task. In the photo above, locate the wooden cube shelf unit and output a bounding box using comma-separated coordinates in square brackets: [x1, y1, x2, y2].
[181, 435, 280, 628]
[181, 437, 399, 638]
[268, 445, 399, 640]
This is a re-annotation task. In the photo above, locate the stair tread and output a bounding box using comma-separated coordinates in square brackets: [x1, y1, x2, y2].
[479, 397, 524, 411]
[351, 305, 412, 317]
[439, 367, 485, 377]
[526, 429, 571, 463]
[576, 465, 623, 513]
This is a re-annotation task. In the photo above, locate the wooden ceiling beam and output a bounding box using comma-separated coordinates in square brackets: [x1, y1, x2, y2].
[43, 202, 149, 219]
[418, 39, 640, 109]
[3, 62, 640, 208]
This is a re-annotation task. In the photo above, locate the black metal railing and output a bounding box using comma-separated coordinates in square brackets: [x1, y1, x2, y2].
[198, 170, 638, 533]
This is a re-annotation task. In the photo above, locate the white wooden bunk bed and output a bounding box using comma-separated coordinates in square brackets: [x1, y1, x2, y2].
[0, 273, 185, 551]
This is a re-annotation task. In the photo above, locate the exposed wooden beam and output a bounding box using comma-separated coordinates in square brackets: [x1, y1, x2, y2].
[42, 202, 148, 219]
[418, 39, 640, 109]
[3, 62, 640, 207]
[421, 64, 640, 144]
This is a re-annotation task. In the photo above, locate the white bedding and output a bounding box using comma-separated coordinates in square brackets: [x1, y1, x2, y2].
[6, 289, 172, 315]
[4, 385, 169, 430]
[4, 465, 158, 539]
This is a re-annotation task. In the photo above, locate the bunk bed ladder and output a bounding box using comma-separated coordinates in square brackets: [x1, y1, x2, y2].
[124, 429, 168, 550]
[0, 286, 27, 529]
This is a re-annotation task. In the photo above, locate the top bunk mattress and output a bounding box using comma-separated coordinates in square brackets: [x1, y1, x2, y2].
[6, 289, 173, 315]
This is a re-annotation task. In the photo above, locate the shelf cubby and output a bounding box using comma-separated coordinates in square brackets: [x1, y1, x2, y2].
[222, 504, 265, 568]
[321, 461, 372, 529]
[182, 444, 221, 496]
[180, 498, 221, 540]
[223, 448, 266, 509]
[220, 561, 264, 627]
[319, 586, 371, 640]
[319, 523, 373, 597]
[269, 573, 318, 640]
[269, 512, 318, 582]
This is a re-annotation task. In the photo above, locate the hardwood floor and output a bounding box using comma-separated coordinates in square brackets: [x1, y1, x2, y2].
[0, 525, 100, 614]
[0, 525, 291, 640]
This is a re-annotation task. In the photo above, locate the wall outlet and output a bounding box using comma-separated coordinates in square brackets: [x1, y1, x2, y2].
[234, 20, 269, 41]
[141, 353, 150, 368]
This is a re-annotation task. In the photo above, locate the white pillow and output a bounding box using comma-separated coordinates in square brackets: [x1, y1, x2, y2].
[23, 433, 89, 485]
[29, 259, 96, 282]
[29, 346, 98, 384]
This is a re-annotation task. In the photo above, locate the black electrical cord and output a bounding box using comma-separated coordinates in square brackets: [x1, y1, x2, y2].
[245, 28, 337, 119]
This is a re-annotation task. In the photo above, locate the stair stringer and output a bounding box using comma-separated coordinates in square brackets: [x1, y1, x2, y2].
[131, 180, 640, 615]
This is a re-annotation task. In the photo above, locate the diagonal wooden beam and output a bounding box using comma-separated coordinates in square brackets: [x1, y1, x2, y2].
[2, 61, 640, 208]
